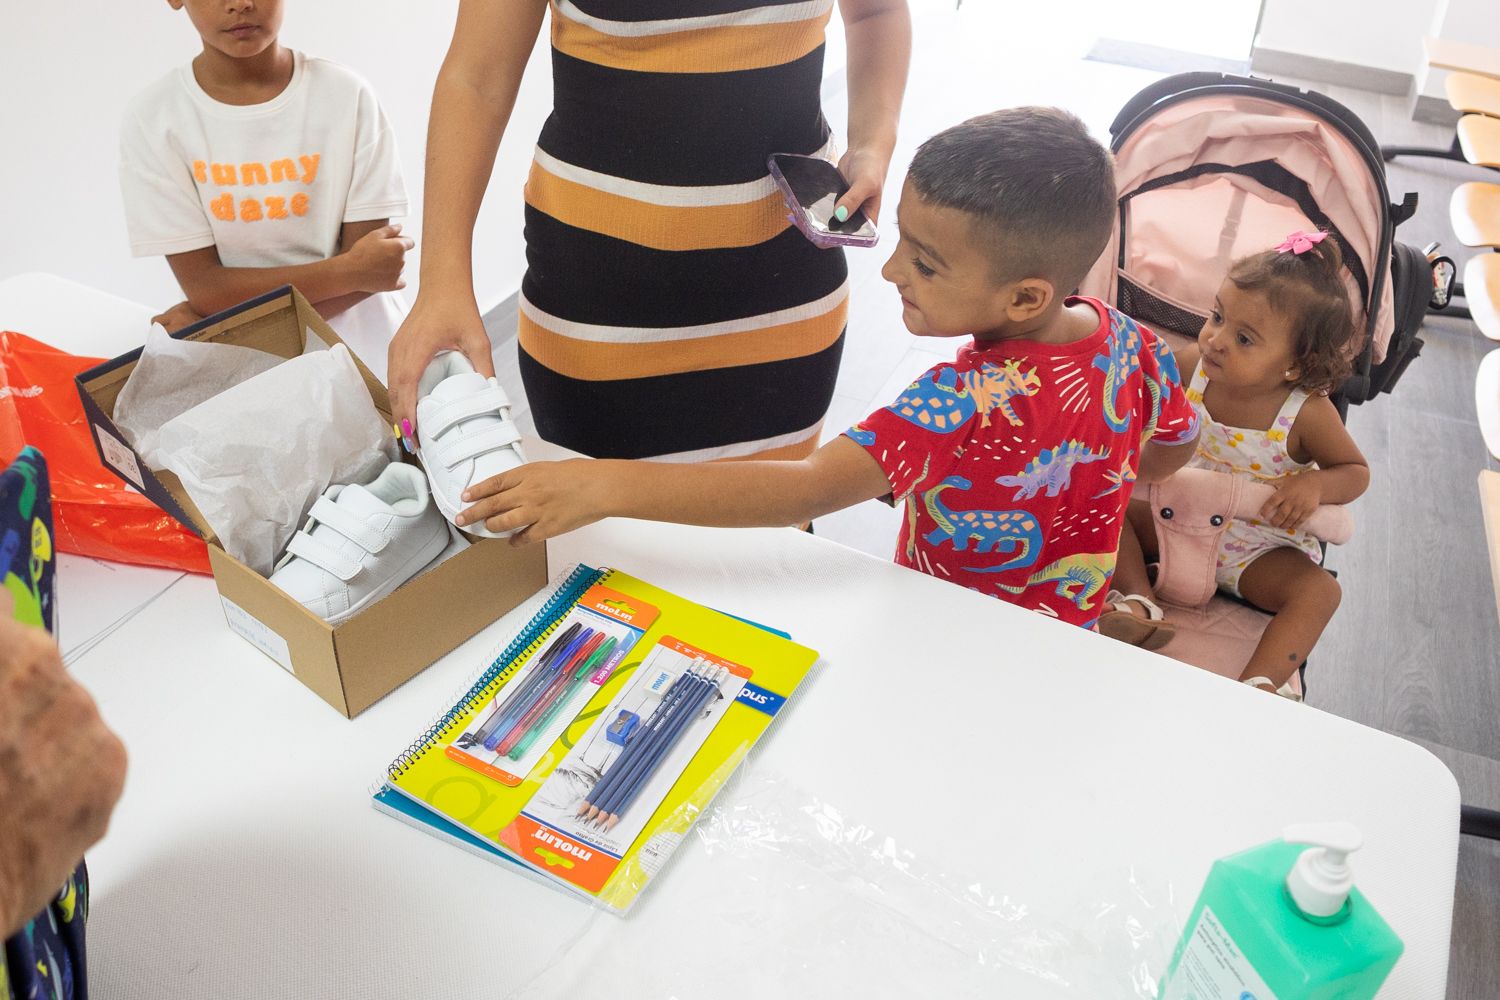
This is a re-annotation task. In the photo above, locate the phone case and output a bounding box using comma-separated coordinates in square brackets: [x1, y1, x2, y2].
[767, 154, 879, 250]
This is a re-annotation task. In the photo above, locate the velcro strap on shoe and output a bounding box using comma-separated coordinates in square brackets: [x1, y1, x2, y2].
[285, 532, 362, 582]
[440, 421, 524, 468]
[423, 385, 511, 439]
[308, 496, 388, 554]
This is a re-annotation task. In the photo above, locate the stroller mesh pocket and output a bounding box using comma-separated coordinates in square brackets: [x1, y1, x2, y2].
[1116, 274, 1208, 339]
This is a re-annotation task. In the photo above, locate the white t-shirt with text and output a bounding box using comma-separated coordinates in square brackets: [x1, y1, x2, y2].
[120, 50, 408, 379]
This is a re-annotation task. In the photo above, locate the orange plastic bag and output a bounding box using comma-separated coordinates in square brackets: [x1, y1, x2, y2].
[0, 330, 211, 574]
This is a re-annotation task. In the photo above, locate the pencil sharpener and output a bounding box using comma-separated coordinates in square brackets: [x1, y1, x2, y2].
[606, 710, 640, 746]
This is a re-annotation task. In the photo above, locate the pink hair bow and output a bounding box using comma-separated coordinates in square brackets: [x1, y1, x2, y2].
[1275, 230, 1328, 255]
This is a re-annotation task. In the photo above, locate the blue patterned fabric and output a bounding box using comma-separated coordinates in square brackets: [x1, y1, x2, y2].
[1, 447, 88, 1000]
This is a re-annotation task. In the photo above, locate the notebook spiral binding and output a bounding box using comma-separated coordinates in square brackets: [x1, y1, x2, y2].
[384, 562, 607, 780]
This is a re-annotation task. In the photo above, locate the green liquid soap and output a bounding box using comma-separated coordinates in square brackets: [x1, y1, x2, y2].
[1159, 823, 1403, 1000]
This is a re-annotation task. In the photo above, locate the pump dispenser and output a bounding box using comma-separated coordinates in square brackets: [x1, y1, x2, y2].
[1284, 823, 1362, 921]
[1159, 825, 1403, 999]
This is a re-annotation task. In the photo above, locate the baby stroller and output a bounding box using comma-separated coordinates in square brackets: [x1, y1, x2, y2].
[1081, 71, 1433, 411]
[1078, 72, 1438, 692]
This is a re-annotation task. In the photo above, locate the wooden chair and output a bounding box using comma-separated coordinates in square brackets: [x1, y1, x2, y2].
[1381, 38, 1500, 165]
[1464, 254, 1500, 340]
[1448, 72, 1500, 116]
[1449, 182, 1500, 247]
[1383, 71, 1500, 165]
[1458, 113, 1500, 167]
[1480, 470, 1500, 624]
[1479, 347, 1500, 459]
[1425, 36, 1500, 83]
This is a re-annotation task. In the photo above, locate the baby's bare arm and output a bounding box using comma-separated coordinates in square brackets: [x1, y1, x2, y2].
[1136, 426, 1200, 484]
[1287, 394, 1369, 504]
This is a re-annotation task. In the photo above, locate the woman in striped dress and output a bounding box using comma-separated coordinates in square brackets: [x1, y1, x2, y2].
[388, 0, 909, 463]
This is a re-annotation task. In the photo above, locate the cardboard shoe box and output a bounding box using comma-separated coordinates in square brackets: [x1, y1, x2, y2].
[75, 286, 546, 717]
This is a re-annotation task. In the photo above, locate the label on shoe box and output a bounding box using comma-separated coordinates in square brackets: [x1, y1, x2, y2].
[221, 597, 295, 675]
[94, 423, 146, 492]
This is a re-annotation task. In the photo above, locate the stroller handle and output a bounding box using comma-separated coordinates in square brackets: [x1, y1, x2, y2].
[1151, 467, 1354, 545]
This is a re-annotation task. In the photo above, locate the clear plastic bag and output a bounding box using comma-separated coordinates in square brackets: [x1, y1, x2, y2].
[512, 768, 1182, 998]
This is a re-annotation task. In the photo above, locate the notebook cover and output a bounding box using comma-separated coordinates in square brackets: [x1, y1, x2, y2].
[382, 568, 817, 913]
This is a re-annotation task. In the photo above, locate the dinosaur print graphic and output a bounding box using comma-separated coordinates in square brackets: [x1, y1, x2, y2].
[1093, 455, 1137, 499]
[996, 440, 1111, 501]
[994, 551, 1114, 609]
[890, 360, 1042, 433]
[969, 359, 1042, 428]
[842, 298, 1202, 630]
[921, 476, 1042, 573]
[1092, 311, 1143, 432]
[1139, 374, 1161, 441]
[1148, 334, 1180, 405]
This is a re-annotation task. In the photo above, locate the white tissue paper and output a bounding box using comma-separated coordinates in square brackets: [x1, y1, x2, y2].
[114, 328, 396, 576]
[113, 323, 299, 468]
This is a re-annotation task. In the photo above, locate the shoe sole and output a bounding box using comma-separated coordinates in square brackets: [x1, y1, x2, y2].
[324, 517, 452, 626]
[1097, 609, 1175, 651]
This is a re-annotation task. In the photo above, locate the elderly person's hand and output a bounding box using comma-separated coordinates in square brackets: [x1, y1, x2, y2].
[0, 592, 126, 937]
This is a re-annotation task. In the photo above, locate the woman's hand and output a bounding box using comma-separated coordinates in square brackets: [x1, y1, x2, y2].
[833, 146, 893, 226]
[386, 292, 495, 446]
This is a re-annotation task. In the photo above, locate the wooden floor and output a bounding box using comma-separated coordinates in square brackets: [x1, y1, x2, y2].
[1302, 81, 1500, 1000]
[480, 6, 1499, 993]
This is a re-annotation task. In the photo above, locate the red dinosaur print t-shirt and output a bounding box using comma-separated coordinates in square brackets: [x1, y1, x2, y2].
[844, 297, 1199, 628]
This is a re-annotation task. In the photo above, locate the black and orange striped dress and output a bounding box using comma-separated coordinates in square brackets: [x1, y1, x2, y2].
[518, 0, 849, 461]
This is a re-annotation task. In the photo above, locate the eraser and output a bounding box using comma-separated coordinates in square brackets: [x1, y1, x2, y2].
[641, 665, 678, 699]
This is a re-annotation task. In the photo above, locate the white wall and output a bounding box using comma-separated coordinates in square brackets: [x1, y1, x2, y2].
[1417, 0, 1500, 109]
[1257, 0, 1500, 117]
[1254, 0, 1442, 78]
[1, 2, 551, 316]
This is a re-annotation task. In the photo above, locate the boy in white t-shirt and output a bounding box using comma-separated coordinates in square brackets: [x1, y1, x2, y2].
[119, 0, 412, 381]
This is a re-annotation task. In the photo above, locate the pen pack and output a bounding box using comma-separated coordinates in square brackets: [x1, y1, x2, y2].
[447, 584, 658, 786]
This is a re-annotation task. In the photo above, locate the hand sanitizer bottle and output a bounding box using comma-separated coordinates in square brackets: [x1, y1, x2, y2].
[1159, 823, 1403, 999]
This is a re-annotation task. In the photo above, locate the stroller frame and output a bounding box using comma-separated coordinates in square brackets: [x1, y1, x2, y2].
[1105, 71, 1428, 415]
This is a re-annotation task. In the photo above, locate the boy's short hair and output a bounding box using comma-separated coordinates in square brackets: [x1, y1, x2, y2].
[907, 107, 1116, 293]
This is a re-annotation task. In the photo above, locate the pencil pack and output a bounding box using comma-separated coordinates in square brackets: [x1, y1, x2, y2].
[373, 564, 819, 914]
[498, 637, 753, 893]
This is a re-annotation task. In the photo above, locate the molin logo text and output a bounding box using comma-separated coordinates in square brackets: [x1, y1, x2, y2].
[531, 827, 593, 862]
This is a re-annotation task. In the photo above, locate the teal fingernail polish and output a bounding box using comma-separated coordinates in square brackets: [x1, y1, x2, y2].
[834, 205, 850, 223]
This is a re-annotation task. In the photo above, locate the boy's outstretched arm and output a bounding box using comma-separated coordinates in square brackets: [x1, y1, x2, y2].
[164, 219, 411, 316]
[454, 437, 895, 544]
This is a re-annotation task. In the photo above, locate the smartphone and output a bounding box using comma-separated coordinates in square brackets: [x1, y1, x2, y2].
[767, 153, 879, 249]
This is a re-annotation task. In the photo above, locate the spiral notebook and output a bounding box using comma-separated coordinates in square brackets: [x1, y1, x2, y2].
[372, 563, 818, 913]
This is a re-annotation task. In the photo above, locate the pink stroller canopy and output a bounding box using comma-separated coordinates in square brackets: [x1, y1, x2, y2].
[1081, 93, 1394, 362]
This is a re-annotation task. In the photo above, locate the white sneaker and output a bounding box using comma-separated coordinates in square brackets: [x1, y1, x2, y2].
[415, 351, 526, 538]
[268, 462, 449, 624]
